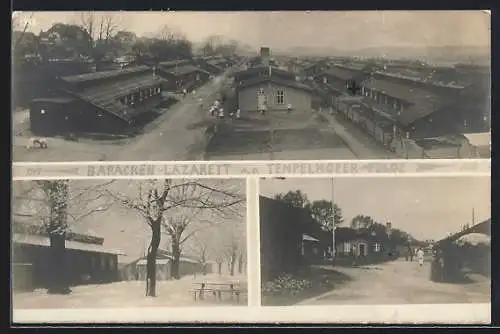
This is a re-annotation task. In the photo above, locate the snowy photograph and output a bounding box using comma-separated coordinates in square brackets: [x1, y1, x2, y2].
[12, 178, 248, 309]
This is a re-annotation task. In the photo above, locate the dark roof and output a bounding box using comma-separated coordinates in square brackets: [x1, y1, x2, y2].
[60, 66, 151, 84]
[159, 64, 209, 76]
[360, 77, 455, 126]
[434, 219, 491, 247]
[322, 66, 365, 81]
[31, 97, 76, 104]
[158, 59, 192, 68]
[239, 76, 313, 93]
[62, 74, 165, 121]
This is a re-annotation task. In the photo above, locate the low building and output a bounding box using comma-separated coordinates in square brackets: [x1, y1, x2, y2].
[432, 219, 491, 281]
[194, 56, 224, 74]
[12, 223, 124, 291]
[157, 62, 211, 92]
[259, 196, 303, 281]
[333, 226, 391, 265]
[29, 66, 167, 136]
[237, 72, 314, 112]
[119, 249, 206, 281]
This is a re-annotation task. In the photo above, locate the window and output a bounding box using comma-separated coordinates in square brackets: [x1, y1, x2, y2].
[343, 242, 351, 253]
[361, 86, 365, 96]
[374, 243, 381, 252]
[257, 88, 265, 96]
[276, 89, 285, 105]
[40, 109, 46, 115]
[393, 99, 398, 110]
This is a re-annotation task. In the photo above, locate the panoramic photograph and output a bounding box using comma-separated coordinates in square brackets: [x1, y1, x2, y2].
[12, 11, 491, 161]
[12, 178, 248, 310]
[259, 176, 490, 307]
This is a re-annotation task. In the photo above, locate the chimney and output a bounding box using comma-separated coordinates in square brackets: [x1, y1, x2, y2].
[260, 47, 270, 67]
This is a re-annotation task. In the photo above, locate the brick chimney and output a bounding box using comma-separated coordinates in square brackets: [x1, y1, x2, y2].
[260, 47, 270, 67]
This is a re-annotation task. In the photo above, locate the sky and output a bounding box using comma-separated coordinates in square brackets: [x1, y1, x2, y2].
[12, 179, 247, 264]
[13, 11, 491, 50]
[259, 176, 491, 241]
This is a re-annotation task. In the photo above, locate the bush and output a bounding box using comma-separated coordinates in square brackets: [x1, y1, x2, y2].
[262, 274, 313, 296]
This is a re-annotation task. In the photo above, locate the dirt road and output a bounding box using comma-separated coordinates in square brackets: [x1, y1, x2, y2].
[12, 74, 229, 162]
[298, 259, 490, 305]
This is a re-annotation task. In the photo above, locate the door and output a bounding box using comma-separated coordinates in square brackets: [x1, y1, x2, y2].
[257, 88, 266, 111]
[359, 244, 366, 257]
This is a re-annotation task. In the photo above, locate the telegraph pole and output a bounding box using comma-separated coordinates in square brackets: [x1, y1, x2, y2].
[331, 177, 336, 262]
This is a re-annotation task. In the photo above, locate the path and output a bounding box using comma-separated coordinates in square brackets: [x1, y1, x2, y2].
[298, 259, 490, 305]
[322, 112, 401, 159]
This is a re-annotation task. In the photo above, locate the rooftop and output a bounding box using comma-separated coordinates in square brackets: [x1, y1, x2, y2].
[59, 73, 165, 121]
[13, 233, 126, 256]
[239, 75, 313, 93]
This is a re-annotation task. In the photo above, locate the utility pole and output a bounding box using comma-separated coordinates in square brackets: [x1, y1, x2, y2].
[472, 207, 475, 226]
[331, 177, 336, 262]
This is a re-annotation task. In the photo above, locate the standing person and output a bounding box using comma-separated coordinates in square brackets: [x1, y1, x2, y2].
[417, 248, 425, 267]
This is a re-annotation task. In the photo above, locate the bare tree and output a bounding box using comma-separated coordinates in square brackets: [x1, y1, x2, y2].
[12, 180, 115, 294]
[80, 12, 96, 50]
[108, 179, 244, 297]
[12, 12, 34, 52]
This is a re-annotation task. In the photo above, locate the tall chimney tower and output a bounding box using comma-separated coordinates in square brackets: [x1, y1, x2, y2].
[260, 47, 270, 67]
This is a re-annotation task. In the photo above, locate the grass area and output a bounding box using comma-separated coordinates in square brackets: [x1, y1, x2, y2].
[261, 266, 353, 306]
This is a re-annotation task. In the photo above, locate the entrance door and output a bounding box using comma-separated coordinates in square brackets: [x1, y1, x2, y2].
[359, 244, 366, 257]
[257, 88, 266, 111]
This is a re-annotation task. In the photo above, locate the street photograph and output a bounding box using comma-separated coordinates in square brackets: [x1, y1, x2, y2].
[12, 11, 490, 161]
[259, 176, 490, 307]
[12, 178, 248, 311]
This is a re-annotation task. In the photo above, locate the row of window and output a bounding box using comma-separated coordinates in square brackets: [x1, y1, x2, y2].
[118, 86, 162, 106]
[257, 88, 285, 105]
[90, 255, 117, 271]
[361, 86, 406, 113]
[342, 242, 381, 253]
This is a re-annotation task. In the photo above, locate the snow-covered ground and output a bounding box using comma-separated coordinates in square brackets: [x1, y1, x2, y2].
[13, 274, 248, 309]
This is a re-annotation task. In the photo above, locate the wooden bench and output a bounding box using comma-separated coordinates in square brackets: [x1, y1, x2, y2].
[191, 282, 243, 304]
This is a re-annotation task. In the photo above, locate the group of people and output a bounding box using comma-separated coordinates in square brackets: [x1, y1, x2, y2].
[405, 246, 426, 267]
[208, 99, 241, 120]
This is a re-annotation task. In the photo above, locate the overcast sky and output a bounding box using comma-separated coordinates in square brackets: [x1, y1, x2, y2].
[259, 176, 491, 241]
[14, 11, 490, 50]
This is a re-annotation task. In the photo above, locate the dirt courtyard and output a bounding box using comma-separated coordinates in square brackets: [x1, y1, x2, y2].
[206, 110, 357, 160]
[298, 259, 490, 305]
[13, 274, 248, 309]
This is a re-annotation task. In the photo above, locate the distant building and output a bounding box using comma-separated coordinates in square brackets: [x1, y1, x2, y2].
[157, 62, 211, 92]
[119, 249, 207, 281]
[12, 223, 124, 292]
[29, 66, 166, 136]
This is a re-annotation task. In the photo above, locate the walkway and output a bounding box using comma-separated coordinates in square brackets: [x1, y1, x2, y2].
[298, 259, 490, 305]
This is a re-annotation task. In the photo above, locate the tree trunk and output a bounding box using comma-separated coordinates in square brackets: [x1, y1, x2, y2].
[170, 237, 181, 280]
[146, 223, 161, 297]
[47, 232, 71, 294]
[217, 262, 222, 275]
[230, 253, 236, 276]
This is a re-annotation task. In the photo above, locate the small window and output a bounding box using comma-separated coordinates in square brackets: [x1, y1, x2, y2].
[393, 100, 398, 110]
[40, 109, 46, 114]
[276, 89, 285, 105]
[343, 242, 351, 253]
[257, 88, 265, 95]
[374, 243, 381, 252]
